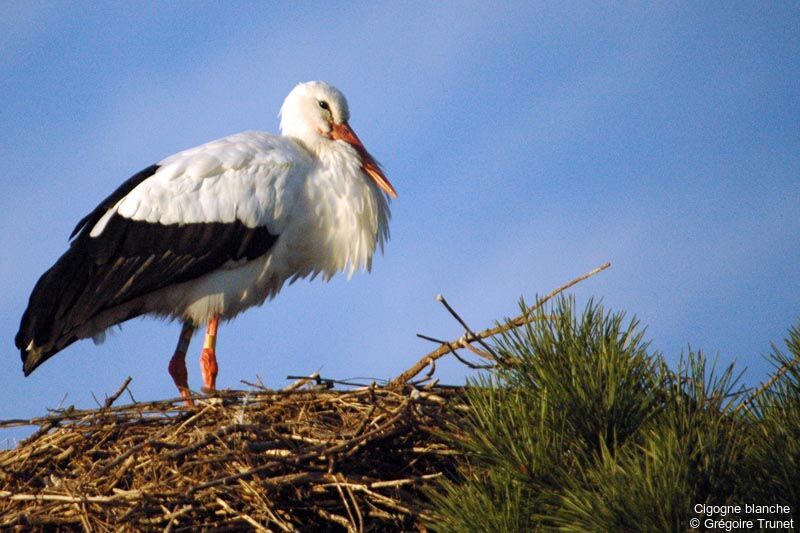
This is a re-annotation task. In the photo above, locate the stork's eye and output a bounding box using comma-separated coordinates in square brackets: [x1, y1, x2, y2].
[318, 100, 330, 111]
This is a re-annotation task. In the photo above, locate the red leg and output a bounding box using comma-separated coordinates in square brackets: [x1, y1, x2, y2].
[200, 315, 220, 393]
[168, 322, 195, 405]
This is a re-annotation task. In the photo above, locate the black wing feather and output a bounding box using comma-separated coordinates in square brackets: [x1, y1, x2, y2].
[17, 166, 279, 375]
[69, 164, 159, 240]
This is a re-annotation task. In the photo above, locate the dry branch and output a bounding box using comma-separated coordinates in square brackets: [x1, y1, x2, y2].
[390, 261, 611, 387]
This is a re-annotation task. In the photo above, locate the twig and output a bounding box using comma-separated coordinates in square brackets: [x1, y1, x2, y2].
[162, 504, 193, 533]
[389, 261, 611, 387]
[416, 333, 448, 344]
[241, 379, 271, 391]
[331, 472, 361, 532]
[105, 377, 133, 408]
[216, 497, 269, 532]
[283, 373, 322, 391]
[317, 508, 354, 530]
[126, 387, 138, 404]
[444, 342, 494, 370]
[481, 261, 612, 336]
[436, 294, 499, 359]
[418, 334, 491, 369]
[0, 491, 142, 503]
[0, 396, 192, 429]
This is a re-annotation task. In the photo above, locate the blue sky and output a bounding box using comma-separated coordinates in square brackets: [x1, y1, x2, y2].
[1, 2, 798, 443]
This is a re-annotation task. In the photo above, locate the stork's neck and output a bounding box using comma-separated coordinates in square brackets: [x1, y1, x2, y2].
[299, 139, 391, 279]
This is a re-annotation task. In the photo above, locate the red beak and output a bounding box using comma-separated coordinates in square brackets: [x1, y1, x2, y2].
[330, 122, 398, 199]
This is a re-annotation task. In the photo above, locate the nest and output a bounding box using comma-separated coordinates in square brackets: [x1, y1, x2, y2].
[0, 264, 610, 530]
[0, 376, 463, 531]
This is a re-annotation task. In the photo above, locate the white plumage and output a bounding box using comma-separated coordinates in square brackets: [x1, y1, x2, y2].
[89, 130, 389, 325]
[16, 81, 396, 402]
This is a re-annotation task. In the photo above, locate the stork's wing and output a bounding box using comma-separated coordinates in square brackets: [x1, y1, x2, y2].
[16, 132, 312, 373]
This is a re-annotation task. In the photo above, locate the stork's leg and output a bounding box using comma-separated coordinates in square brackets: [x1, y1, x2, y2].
[200, 314, 220, 393]
[168, 322, 195, 405]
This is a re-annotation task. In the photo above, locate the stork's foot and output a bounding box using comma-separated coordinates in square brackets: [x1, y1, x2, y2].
[200, 346, 218, 393]
[179, 389, 195, 406]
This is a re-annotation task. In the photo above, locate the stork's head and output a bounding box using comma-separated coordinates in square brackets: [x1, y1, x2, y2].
[280, 81, 397, 198]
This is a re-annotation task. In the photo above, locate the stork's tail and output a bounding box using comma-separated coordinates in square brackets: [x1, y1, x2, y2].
[15, 244, 92, 375]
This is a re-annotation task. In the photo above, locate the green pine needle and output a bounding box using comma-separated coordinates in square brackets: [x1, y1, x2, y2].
[425, 296, 800, 530]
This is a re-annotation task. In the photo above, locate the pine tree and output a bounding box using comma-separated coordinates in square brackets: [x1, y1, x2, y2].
[426, 296, 800, 531]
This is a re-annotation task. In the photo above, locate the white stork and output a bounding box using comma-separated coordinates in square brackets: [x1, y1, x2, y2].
[15, 81, 397, 403]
